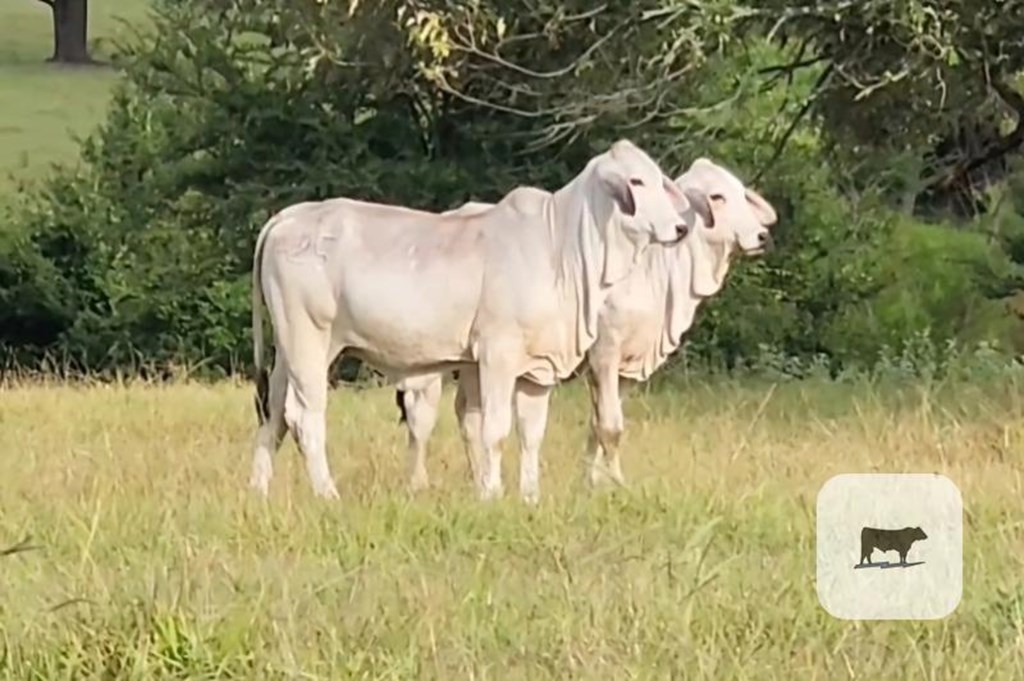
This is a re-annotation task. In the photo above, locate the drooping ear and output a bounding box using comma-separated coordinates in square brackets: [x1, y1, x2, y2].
[686, 226, 721, 297]
[591, 160, 645, 286]
[682, 186, 715, 229]
[596, 163, 637, 217]
[745, 187, 777, 226]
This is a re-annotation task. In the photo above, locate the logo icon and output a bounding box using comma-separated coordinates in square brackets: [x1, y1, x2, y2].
[857, 526, 928, 568]
[816, 473, 962, 620]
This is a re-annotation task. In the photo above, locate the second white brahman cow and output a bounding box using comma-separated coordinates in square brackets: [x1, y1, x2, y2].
[394, 157, 778, 496]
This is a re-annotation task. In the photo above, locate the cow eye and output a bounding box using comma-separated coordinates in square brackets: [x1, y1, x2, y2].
[710, 193, 725, 202]
[628, 178, 645, 187]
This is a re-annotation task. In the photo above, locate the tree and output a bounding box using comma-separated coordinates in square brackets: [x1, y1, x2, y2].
[4, 0, 1021, 376]
[37, 0, 94, 64]
[751, 0, 1024, 219]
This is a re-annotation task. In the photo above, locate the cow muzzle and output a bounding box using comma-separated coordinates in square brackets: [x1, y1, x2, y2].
[652, 222, 689, 245]
[743, 230, 773, 255]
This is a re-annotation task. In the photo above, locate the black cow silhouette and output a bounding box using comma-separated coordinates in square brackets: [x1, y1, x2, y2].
[859, 526, 927, 567]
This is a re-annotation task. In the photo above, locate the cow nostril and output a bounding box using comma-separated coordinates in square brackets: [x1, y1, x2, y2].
[676, 224, 689, 240]
[757, 231, 769, 244]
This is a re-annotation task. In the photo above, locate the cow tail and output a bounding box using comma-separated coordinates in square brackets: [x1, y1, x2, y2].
[251, 215, 276, 426]
[395, 389, 408, 425]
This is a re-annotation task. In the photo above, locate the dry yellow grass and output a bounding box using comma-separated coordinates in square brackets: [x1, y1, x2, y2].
[0, 374, 1022, 678]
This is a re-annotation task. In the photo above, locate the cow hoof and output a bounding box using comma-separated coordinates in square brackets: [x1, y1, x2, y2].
[409, 474, 430, 493]
[249, 475, 271, 497]
[586, 466, 626, 491]
[479, 484, 504, 501]
[586, 470, 611, 490]
[313, 481, 340, 500]
[521, 489, 540, 506]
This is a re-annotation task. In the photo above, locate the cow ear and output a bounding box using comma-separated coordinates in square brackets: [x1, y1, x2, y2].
[686, 224, 722, 297]
[745, 187, 777, 226]
[662, 176, 691, 213]
[613, 181, 637, 217]
[682, 186, 715, 229]
[596, 163, 637, 217]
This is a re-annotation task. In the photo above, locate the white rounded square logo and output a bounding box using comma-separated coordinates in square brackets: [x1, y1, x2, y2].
[816, 473, 963, 620]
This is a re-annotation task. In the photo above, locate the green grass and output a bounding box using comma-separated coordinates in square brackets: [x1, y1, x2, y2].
[0, 0, 151, 195]
[0, 376, 1021, 677]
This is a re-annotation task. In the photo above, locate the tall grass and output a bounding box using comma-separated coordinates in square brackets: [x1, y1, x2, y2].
[0, 375, 1022, 678]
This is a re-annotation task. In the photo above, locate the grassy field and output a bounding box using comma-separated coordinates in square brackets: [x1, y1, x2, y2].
[0, 375, 1022, 677]
[0, 0, 151, 194]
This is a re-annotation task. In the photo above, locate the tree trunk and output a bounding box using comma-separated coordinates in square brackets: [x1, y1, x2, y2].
[44, 0, 93, 64]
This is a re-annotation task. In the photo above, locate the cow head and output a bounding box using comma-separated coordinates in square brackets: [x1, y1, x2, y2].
[671, 158, 780, 297]
[678, 157, 778, 256]
[594, 139, 705, 248]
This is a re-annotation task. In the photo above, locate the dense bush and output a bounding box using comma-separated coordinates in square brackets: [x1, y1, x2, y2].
[1, 0, 1022, 380]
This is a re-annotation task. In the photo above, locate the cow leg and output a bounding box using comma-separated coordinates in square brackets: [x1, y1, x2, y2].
[584, 428, 607, 488]
[454, 366, 484, 489]
[584, 367, 608, 487]
[249, 357, 289, 496]
[402, 376, 443, 492]
[590, 362, 626, 487]
[514, 378, 552, 505]
[477, 353, 517, 501]
[603, 378, 633, 484]
[282, 323, 339, 500]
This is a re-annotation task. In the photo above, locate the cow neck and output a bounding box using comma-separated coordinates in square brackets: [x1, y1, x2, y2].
[694, 232, 735, 296]
[610, 243, 692, 382]
[666, 235, 733, 348]
[614, 235, 736, 382]
[662, 241, 708, 361]
[548, 156, 621, 363]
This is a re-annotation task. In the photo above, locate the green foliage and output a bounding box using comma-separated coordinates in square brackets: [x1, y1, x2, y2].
[753, 0, 1024, 219]
[1, 0, 1023, 379]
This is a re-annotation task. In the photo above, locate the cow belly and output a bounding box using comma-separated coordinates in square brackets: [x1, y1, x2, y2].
[516, 299, 588, 385]
[333, 267, 480, 369]
[605, 306, 660, 359]
[336, 305, 476, 369]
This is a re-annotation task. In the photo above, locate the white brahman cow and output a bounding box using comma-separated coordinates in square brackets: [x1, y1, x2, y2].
[248, 139, 713, 501]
